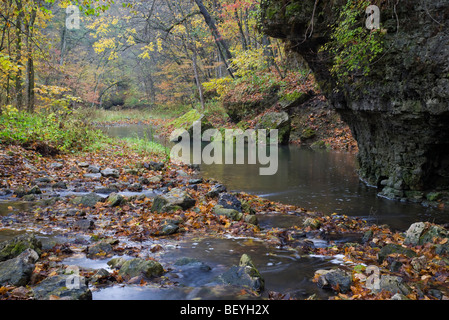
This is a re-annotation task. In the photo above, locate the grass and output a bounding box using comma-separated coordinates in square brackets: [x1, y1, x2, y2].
[0, 108, 111, 153]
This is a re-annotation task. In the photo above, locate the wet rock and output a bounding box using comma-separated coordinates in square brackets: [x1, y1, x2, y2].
[151, 188, 196, 213]
[52, 181, 67, 189]
[118, 258, 164, 279]
[213, 205, 242, 221]
[28, 185, 42, 195]
[106, 193, 125, 207]
[0, 249, 39, 286]
[34, 177, 51, 184]
[315, 268, 352, 293]
[31, 274, 91, 300]
[217, 254, 264, 293]
[87, 239, 117, 258]
[107, 257, 127, 269]
[303, 217, 321, 229]
[13, 186, 27, 198]
[74, 219, 95, 231]
[94, 186, 118, 194]
[206, 184, 227, 198]
[377, 244, 416, 263]
[71, 192, 103, 207]
[157, 220, 180, 236]
[217, 193, 242, 212]
[188, 178, 203, 185]
[174, 257, 211, 272]
[0, 234, 42, 262]
[243, 214, 258, 225]
[127, 183, 143, 192]
[100, 168, 120, 178]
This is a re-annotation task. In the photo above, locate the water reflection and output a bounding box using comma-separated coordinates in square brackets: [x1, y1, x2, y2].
[101, 124, 449, 231]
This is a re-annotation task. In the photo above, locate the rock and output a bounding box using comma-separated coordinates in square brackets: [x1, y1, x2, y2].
[127, 183, 143, 192]
[244, 214, 258, 225]
[144, 161, 165, 171]
[87, 165, 101, 173]
[255, 111, 291, 145]
[378, 275, 411, 296]
[188, 178, 203, 185]
[52, 181, 67, 189]
[404, 222, 448, 245]
[217, 254, 264, 292]
[77, 162, 90, 168]
[100, 168, 120, 178]
[303, 217, 321, 229]
[94, 186, 118, 194]
[206, 184, 227, 198]
[261, 0, 449, 199]
[13, 186, 28, 198]
[22, 194, 36, 201]
[148, 175, 163, 183]
[315, 268, 352, 293]
[107, 257, 127, 269]
[217, 193, 242, 212]
[31, 274, 91, 300]
[174, 257, 211, 272]
[377, 244, 416, 263]
[34, 177, 51, 184]
[73, 219, 95, 231]
[157, 220, 179, 236]
[213, 205, 242, 221]
[106, 192, 125, 207]
[151, 188, 196, 213]
[28, 185, 42, 195]
[87, 239, 116, 258]
[118, 258, 164, 279]
[404, 222, 427, 245]
[49, 162, 63, 170]
[83, 173, 102, 180]
[71, 192, 103, 207]
[0, 234, 42, 262]
[0, 249, 39, 286]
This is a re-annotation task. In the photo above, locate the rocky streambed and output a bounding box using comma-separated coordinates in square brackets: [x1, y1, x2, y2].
[0, 143, 448, 300]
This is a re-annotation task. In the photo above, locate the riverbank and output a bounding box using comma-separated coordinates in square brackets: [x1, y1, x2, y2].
[1, 131, 448, 300]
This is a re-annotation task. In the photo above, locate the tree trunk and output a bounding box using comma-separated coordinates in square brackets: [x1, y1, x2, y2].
[15, 0, 23, 110]
[26, 4, 37, 112]
[234, 8, 247, 50]
[193, 0, 235, 78]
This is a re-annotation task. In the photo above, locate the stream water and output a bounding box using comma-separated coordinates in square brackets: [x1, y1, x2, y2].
[102, 124, 449, 231]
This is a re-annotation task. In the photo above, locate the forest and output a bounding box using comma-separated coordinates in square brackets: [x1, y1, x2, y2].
[0, 0, 448, 305]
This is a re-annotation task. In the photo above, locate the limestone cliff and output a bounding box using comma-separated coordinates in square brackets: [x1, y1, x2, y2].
[261, 0, 449, 201]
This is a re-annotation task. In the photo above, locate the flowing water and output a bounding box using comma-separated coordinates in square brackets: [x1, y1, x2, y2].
[102, 124, 449, 231]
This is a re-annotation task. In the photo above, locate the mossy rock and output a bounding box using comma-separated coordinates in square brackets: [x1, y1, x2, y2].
[0, 234, 42, 262]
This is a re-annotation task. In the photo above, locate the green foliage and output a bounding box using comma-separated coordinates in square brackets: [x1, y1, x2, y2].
[321, 0, 385, 85]
[0, 106, 110, 152]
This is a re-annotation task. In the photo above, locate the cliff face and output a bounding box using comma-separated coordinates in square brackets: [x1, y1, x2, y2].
[261, 0, 449, 201]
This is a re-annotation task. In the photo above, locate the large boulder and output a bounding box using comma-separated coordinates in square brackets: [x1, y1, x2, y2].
[118, 258, 164, 279]
[151, 188, 196, 213]
[314, 268, 352, 293]
[0, 249, 39, 286]
[0, 234, 42, 262]
[261, 0, 449, 200]
[404, 222, 448, 245]
[31, 274, 92, 300]
[217, 254, 264, 292]
[255, 111, 291, 145]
